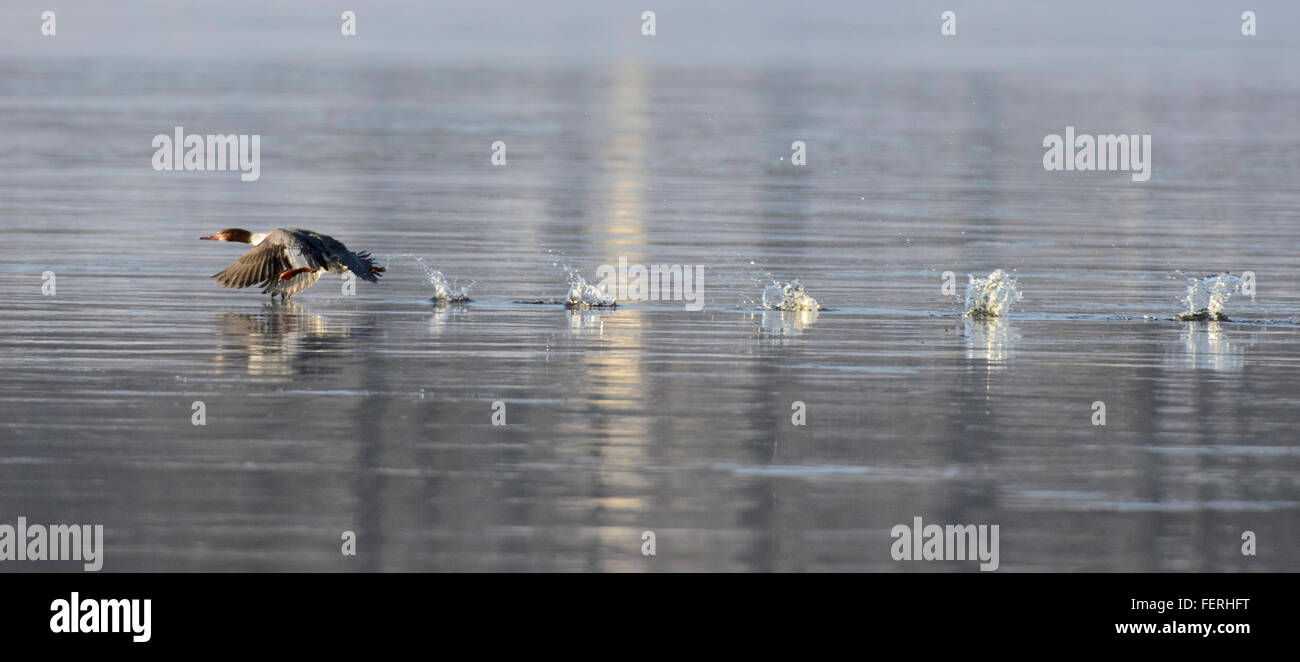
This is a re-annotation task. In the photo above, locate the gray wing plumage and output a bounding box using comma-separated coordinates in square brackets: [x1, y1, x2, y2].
[211, 240, 289, 290]
[211, 228, 380, 294]
[299, 229, 382, 283]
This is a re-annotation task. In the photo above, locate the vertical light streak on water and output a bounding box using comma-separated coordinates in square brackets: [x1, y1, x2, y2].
[583, 60, 653, 570]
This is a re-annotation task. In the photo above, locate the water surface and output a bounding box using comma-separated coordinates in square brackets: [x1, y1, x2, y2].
[1, 1, 1298, 571]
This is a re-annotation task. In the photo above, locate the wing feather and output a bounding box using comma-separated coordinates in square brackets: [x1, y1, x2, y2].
[210, 229, 381, 295]
[306, 231, 382, 283]
[211, 241, 289, 290]
[336, 249, 381, 283]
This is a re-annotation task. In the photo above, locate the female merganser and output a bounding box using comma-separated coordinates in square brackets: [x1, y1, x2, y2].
[201, 227, 385, 298]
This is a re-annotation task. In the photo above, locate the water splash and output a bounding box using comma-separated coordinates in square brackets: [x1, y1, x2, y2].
[761, 280, 821, 311]
[565, 266, 617, 308]
[427, 270, 473, 303]
[1176, 272, 1251, 321]
[404, 255, 473, 303]
[964, 269, 1023, 319]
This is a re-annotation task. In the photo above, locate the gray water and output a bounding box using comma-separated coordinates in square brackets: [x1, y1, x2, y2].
[1, 1, 1298, 571]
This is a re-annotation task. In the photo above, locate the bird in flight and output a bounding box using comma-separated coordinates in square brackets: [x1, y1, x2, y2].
[201, 227, 385, 298]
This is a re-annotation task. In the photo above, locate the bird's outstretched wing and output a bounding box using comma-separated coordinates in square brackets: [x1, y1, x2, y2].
[212, 240, 291, 289]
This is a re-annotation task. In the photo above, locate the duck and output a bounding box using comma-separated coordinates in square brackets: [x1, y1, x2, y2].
[201, 227, 385, 298]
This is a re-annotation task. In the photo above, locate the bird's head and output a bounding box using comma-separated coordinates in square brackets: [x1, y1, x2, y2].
[200, 228, 254, 243]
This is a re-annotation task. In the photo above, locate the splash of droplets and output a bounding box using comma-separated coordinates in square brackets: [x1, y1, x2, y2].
[761, 280, 821, 311]
[964, 269, 1023, 319]
[410, 256, 472, 303]
[1177, 272, 1250, 321]
[565, 266, 616, 308]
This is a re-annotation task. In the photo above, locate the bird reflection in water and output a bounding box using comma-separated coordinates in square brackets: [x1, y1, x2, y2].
[213, 301, 363, 377]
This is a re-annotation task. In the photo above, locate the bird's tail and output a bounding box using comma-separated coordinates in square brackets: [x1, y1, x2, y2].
[347, 250, 383, 283]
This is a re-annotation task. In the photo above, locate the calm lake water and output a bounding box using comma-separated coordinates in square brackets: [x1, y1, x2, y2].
[1, 1, 1298, 571]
